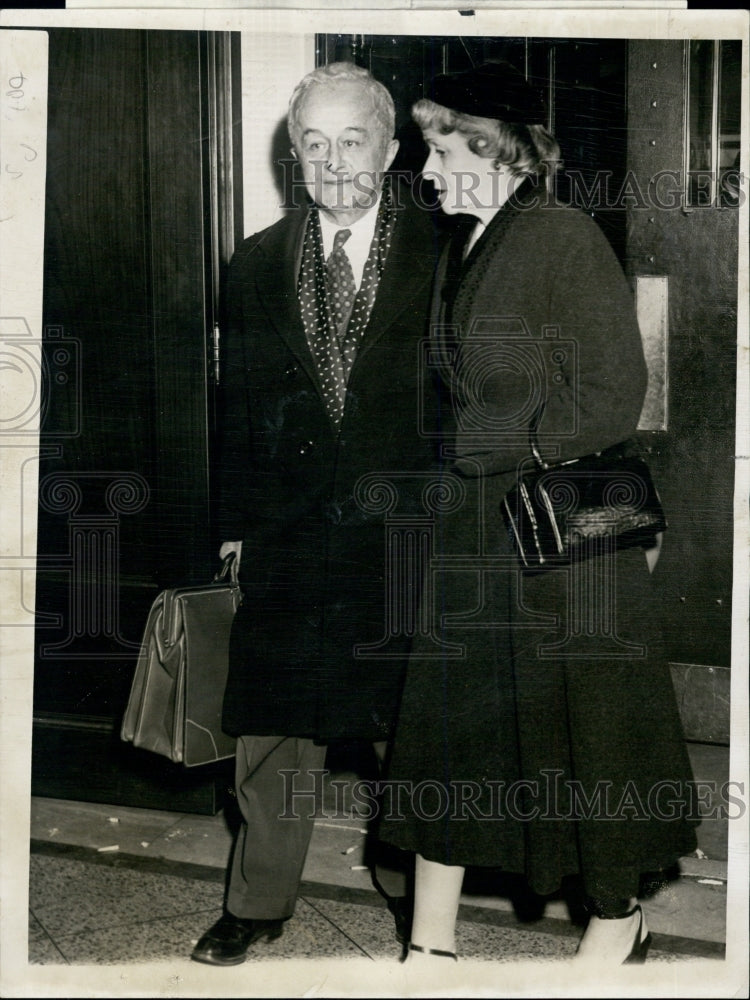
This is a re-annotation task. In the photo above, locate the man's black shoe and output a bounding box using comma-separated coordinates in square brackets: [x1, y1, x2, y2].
[191, 913, 284, 966]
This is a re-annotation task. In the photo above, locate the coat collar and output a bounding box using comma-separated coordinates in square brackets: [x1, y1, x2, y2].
[352, 185, 437, 367]
[249, 207, 320, 389]
[442, 176, 539, 322]
[465, 175, 539, 261]
[251, 180, 438, 384]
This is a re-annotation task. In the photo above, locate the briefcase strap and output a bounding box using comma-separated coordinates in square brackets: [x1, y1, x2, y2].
[213, 550, 240, 585]
[161, 552, 240, 646]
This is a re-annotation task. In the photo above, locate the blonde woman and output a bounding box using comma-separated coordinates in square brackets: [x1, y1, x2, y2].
[381, 61, 697, 967]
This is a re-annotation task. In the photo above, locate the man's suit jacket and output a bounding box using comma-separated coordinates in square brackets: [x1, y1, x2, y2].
[218, 185, 441, 741]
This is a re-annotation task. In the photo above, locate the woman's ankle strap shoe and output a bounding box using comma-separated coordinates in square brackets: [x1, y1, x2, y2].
[622, 906, 652, 965]
[593, 903, 652, 964]
[409, 943, 458, 961]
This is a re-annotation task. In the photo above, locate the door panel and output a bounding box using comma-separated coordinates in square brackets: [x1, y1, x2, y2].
[627, 41, 737, 677]
[33, 28, 239, 812]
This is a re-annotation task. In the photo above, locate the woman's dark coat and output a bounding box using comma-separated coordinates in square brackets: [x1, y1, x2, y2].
[382, 184, 697, 900]
[217, 189, 440, 742]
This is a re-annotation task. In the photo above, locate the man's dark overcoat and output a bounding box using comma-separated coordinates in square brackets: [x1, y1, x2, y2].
[382, 183, 698, 900]
[218, 186, 440, 742]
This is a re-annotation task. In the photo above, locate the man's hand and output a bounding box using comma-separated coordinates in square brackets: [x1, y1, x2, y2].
[220, 540, 243, 571]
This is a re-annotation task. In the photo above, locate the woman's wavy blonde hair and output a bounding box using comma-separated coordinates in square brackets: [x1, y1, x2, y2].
[413, 98, 561, 180]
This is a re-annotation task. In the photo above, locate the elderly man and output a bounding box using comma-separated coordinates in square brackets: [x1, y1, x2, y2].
[191, 62, 439, 966]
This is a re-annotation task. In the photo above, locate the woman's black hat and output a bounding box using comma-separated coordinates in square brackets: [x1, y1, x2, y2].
[429, 60, 547, 125]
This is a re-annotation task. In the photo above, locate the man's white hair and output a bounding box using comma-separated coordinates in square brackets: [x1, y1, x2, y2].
[288, 62, 396, 148]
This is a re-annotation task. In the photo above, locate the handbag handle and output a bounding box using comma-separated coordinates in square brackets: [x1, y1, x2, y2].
[213, 550, 240, 586]
[528, 400, 587, 473]
[528, 400, 550, 470]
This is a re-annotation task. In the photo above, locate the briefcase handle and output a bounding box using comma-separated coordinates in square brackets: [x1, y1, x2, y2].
[213, 550, 240, 586]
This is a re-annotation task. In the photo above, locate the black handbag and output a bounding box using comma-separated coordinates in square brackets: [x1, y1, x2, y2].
[501, 408, 667, 574]
[120, 552, 242, 766]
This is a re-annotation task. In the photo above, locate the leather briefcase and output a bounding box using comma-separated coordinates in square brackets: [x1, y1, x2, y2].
[120, 553, 242, 766]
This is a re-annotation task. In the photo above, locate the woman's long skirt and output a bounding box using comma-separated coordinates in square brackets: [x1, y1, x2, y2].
[381, 475, 698, 900]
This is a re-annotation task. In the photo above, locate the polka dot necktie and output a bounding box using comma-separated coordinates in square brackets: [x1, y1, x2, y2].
[297, 184, 397, 428]
[326, 229, 357, 345]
